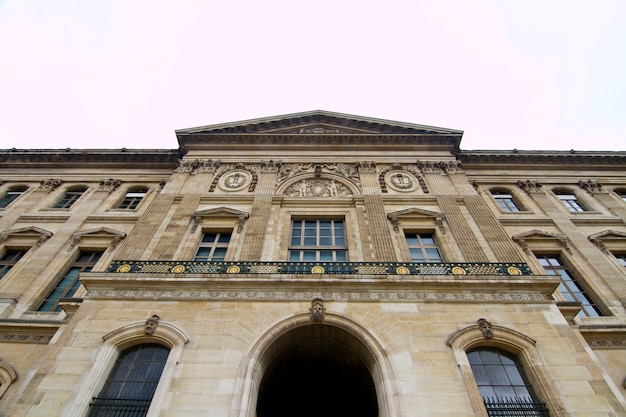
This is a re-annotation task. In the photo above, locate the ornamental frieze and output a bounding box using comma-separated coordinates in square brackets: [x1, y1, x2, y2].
[86, 289, 549, 302]
[277, 163, 360, 185]
[417, 160, 463, 175]
[38, 178, 63, 193]
[284, 179, 351, 197]
[175, 159, 221, 174]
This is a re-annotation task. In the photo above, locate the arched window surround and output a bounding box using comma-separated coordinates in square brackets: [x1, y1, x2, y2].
[0, 360, 18, 399]
[229, 312, 401, 417]
[63, 319, 189, 417]
[489, 187, 525, 212]
[447, 322, 563, 417]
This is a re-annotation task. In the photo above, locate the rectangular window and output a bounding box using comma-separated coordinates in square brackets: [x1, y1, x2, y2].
[556, 193, 585, 212]
[492, 192, 521, 212]
[405, 233, 442, 262]
[194, 232, 231, 261]
[53, 188, 86, 209]
[538, 255, 601, 317]
[289, 219, 347, 262]
[38, 251, 102, 312]
[0, 250, 26, 279]
[0, 188, 27, 208]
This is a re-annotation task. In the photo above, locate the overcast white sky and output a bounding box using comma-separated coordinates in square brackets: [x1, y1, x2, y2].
[0, 0, 624, 151]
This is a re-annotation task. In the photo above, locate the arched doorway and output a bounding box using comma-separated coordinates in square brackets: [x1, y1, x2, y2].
[256, 324, 378, 417]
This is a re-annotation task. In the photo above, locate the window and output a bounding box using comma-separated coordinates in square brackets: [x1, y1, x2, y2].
[0, 186, 27, 208]
[616, 190, 626, 203]
[289, 219, 347, 261]
[117, 188, 148, 210]
[554, 191, 585, 212]
[53, 187, 87, 209]
[405, 233, 442, 262]
[194, 232, 231, 261]
[88, 343, 169, 417]
[615, 254, 626, 267]
[0, 250, 26, 279]
[491, 190, 521, 212]
[468, 348, 548, 417]
[38, 251, 102, 312]
[537, 255, 601, 318]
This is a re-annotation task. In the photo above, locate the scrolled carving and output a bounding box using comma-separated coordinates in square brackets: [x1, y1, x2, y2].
[98, 178, 122, 193]
[176, 159, 220, 174]
[578, 179, 603, 194]
[517, 180, 543, 194]
[38, 179, 63, 193]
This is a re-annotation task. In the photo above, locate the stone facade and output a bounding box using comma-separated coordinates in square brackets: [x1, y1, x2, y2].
[0, 110, 625, 416]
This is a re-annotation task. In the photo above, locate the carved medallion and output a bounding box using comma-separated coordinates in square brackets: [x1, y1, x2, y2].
[219, 170, 252, 191]
[385, 171, 418, 192]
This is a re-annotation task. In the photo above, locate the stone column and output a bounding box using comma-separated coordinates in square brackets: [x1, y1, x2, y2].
[151, 160, 219, 259]
[240, 160, 281, 261]
[518, 179, 626, 310]
[114, 161, 191, 260]
[445, 162, 525, 262]
[356, 162, 396, 262]
[419, 161, 488, 262]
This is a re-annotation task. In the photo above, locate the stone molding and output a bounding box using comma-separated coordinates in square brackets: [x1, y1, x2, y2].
[418, 160, 463, 175]
[517, 179, 543, 194]
[0, 226, 53, 249]
[37, 178, 63, 193]
[175, 158, 221, 174]
[209, 164, 258, 192]
[579, 179, 604, 194]
[378, 164, 428, 194]
[86, 288, 549, 302]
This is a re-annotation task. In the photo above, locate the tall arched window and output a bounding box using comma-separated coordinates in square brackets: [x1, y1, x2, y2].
[467, 347, 548, 416]
[88, 343, 170, 417]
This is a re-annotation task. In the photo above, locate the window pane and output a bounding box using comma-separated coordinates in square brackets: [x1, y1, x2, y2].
[194, 232, 231, 261]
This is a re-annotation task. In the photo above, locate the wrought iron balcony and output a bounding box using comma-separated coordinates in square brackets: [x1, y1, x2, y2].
[107, 260, 532, 276]
[88, 397, 151, 417]
[483, 397, 549, 417]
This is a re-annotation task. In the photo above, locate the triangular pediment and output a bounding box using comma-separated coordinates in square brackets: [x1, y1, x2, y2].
[0, 226, 53, 240]
[193, 207, 250, 219]
[387, 208, 445, 220]
[176, 110, 463, 136]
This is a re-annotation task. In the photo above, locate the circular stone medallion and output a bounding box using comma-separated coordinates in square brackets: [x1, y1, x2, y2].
[385, 171, 418, 192]
[219, 170, 252, 192]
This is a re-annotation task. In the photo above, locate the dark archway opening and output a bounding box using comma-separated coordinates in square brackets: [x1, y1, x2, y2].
[256, 337, 378, 417]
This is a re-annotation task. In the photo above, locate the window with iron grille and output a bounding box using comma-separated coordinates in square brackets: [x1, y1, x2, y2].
[53, 187, 87, 209]
[117, 189, 148, 210]
[37, 251, 102, 312]
[88, 343, 169, 417]
[554, 192, 585, 212]
[468, 348, 549, 417]
[405, 233, 442, 262]
[0, 250, 26, 279]
[491, 191, 521, 212]
[0, 186, 28, 208]
[537, 255, 601, 318]
[289, 219, 347, 262]
[194, 232, 231, 261]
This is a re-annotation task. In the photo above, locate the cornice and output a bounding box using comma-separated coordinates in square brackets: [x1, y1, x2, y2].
[82, 272, 559, 302]
[0, 149, 180, 169]
[458, 150, 626, 170]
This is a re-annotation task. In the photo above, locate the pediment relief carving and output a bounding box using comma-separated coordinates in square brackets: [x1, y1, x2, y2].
[283, 178, 354, 198]
[387, 208, 445, 232]
[0, 226, 53, 249]
[512, 229, 570, 254]
[192, 207, 250, 232]
[277, 163, 360, 185]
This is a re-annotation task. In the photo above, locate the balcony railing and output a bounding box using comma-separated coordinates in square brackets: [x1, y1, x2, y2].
[88, 397, 151, 417]
[107, 260, 532, 276]
[483, 397, 549, 417]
